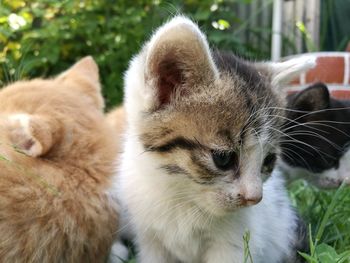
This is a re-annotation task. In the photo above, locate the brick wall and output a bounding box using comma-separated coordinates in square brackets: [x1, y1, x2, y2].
[286, 52, 350, 99]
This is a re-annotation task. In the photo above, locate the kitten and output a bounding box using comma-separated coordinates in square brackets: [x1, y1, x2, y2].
[279, 82, 350, 188]
[106, 106, 126, 155]
[0, 57, 123, 262]
[113, 16, 315, 262]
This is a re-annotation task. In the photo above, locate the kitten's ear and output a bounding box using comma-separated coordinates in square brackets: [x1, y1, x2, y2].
[256, 56, 316, 88]
[290, 82, 330, 111]
[56, 56, 104, 110]
[144, 16, 218, 109]
[5, 114, 60, 157]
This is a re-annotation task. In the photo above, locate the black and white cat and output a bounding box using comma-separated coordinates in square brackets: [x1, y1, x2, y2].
[279, 82, 350, 188]
[113, 16, 316, 263]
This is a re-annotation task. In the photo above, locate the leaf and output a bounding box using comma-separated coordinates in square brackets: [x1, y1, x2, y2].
[298, 251, 318, 263]
[218, 19, 230, 29]
[316, 244, 338, 263]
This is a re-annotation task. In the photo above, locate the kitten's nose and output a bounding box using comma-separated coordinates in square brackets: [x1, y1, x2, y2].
[238, 193, 262, 206]
[239, 177, 263, 206]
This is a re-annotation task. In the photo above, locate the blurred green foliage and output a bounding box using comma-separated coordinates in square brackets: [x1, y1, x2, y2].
[0, 0, 273, 108]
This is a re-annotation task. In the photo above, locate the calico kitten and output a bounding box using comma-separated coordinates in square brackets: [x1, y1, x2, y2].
[280, 82, 350, 188]
[114, 16, 315, 262]
[0, 57, 124, 262]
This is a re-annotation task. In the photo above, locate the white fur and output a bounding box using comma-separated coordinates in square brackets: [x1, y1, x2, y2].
[105, 162, 130, 263]
[338, 148, 350, 184]
[114, 16, 300, 262]
[268, 55, 317, 87]
[108, 241, 129, 263]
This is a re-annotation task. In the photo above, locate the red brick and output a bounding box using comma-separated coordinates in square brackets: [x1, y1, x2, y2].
[305, 56, 344, 84]
[331, 90, 350, 100]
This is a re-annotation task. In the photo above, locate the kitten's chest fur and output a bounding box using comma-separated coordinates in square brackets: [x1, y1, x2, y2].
[156, 212, 211, 262]
[147, 190, 221, 260]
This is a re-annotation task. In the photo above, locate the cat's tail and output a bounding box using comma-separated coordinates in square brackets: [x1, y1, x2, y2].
[256, 55, 317, 87]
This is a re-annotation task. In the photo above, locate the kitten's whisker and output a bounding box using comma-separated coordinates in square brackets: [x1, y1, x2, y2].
[280, 147, 314, 171]
[261, 105, 350, 115]
[298, 121, 350, 139]
[279, 138, 334, 162]
[281, 121, 330, 134]
[293, 106, 350, 123]
[259, 110, 350, 140]
[279, 141, 319, 157]
[281, 140, 338, 161]
[307, 120, 350, 125]
[285, 130, 343, 151]
[288, 131, 343, 151]
[269, 127, 331, 160]
[263, 114, 330, 135]
[282, 119, 350, 135]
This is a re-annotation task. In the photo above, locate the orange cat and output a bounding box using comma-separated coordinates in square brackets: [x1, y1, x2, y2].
[0, 57, 120, 262]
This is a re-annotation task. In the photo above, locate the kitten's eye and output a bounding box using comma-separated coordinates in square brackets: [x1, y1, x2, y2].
[212, 151, 238, 171]
[261, 153, 277, 174]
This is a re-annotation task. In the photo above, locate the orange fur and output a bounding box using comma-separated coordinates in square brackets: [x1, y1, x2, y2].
[0, 57, 119, 262]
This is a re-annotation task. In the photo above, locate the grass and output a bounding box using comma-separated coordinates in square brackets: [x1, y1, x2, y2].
[290, 180, 350, 262]
[243, 231, 254, 263]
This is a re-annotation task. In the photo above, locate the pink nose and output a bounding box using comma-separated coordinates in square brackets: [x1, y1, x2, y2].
[239, 194, 262, 206]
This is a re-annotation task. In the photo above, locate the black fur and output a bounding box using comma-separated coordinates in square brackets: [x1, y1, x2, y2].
[281, 82, 350, 173]
[293, 216, 309, 263]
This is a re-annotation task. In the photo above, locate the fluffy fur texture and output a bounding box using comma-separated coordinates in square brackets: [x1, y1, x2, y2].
[279, 82, 350, 188]
[106, 106, 126, 155]
[111, 16, 315, 262]
[0, 57, 120, 262]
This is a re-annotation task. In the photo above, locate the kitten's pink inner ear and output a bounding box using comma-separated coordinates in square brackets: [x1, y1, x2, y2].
[157, 59, 183, 105]
[6, 114, 56, 157]
[145, 17, 218, 109]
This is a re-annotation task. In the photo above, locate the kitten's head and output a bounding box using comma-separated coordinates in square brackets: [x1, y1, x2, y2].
[0, 57, 114, 173]
[124, 16, 314, 215]
[281, 82, 350, 187]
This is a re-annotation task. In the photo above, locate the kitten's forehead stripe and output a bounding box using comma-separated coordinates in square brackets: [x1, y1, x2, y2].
[160, 164, 190, 176]
[144, 136, 205, 152]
